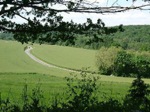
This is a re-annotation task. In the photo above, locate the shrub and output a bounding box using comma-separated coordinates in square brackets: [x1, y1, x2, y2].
[113, 51, 134, 77]
[133, 54, 150, 78]
[96, 47, 150, 78]
[96, 46, 122, 75]
[21, 84, 45, 112]
[123, 76, 150, 112]
[98, 98, 122, 112]
[62, 71, 100, 112]
[24, 46, 28, 51]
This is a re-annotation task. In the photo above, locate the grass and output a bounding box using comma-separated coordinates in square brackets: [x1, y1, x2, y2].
[0, 73, 130, 102]
[31, 44, 98, 72]
[0, 40, 70, 77]
[0, 73, 66, 101]
[0, 40, 150, 102]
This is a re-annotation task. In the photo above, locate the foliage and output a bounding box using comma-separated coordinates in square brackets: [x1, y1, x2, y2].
[112, 25, 150, 51]
[96, 46, 122, 75]
[133, 54, 150, 78]
[96, 47, 150, 77]
[114, 51, 134, 77]
[1, 25, 150, 51]
[0, 33, 14, 40]
[53, 25, 150, 50]
[114, 51, 150, 77]
[62, 71, 99, 112]
[0, 0, 149, 43]
[22, 84, 44, 112]
[98, 98, 122, 112]
[73, 33, 114, 49]
[0, 1, 122, 44]
[124, 76, 150, 112]
[1, 72, 150, 112]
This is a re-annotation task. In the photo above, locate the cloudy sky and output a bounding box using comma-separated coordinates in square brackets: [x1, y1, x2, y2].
[61, 0, 150, 26]
[10, 0, 150, 26]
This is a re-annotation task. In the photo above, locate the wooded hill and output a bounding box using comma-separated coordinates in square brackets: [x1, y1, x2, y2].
[0, 25, 150, 51]
[74, 25, 150, 50]
[112, 25, 150, 51]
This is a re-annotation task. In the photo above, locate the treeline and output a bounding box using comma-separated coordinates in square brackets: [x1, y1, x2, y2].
[0, 25, 150, 51]
[45, 25, 150, 51]
[112, 25, 150, 51]
[0, 33, 14, 40]
[1, 72, 150, 112]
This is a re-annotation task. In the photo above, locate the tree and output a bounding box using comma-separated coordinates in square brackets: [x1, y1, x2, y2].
[0, 0, 150, 43]
[96, 46, 122, 75]
[124, 75, 150, 111]
[114, 51, 134, 77]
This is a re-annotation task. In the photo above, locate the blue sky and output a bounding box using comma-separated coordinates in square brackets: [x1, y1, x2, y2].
[61, 0, 150, 26]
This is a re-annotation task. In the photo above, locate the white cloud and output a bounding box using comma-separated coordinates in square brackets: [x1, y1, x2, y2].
[8, 0, 150, 26]
[101, 10, 150, 26]
[60, 0, 150, 26]
[62, 9, 150, 26]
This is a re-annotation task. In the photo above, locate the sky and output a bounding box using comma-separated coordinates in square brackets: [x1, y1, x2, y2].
[6, 0, 150, 27]
[60, 0, 150, 26]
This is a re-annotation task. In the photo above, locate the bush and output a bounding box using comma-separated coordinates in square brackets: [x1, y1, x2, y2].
[96, 46, 122, 75]
[98, 98, 122, 112]
[133, 55, 150, 78]
[113, 51, 134, 77]
[123, 76, 150, 112]
[62, 71, 100, 112]
[96, 47, 150, 77]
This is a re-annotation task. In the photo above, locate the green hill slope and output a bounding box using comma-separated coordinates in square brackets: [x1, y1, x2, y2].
[0, 40, 69, 76]
[1, 40, 150, 84]
[31, 44, 98, 72]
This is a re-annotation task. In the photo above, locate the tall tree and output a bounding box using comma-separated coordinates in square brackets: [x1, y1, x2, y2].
[0, 0, 150, 43]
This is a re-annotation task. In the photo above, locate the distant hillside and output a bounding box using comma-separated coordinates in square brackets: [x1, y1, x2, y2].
[0, 40, 62, 74]
[0, 33, 14, 40]
[45, 25, 150, 51]
[0, 25, 150, 51]
[112, 25, 150, 51]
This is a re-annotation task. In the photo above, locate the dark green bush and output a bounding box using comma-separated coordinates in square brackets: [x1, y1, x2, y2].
[96, 47, 149, 77]
[123, 76, 150, 112]
[133, 55, 150, 78]
[113, 50, 150, 78]
[114, 51, 134, 77]
[98, 98, 122, 112]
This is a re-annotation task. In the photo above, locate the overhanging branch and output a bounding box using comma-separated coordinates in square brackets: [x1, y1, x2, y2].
[0, 1, 150, 15]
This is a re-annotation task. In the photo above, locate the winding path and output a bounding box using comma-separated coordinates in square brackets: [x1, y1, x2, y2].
[25, 46, 79, 73]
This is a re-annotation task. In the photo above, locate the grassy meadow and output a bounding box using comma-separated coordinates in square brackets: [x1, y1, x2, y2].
[0, 40, 150, 102]
[31, 44, 98, 72]
[0, 40, 59, 73]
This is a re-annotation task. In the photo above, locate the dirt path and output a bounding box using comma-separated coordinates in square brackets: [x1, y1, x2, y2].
[25, 46, 79, 73]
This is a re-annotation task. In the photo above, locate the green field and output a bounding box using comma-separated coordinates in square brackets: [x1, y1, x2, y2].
[0, 40, 150, 101]
[0, 40, 70, 76]
[31, 44, 98, 72]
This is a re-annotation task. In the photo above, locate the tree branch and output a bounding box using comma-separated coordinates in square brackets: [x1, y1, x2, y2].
[0, 1, 150, 15]
[0, 0, 149, 43]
